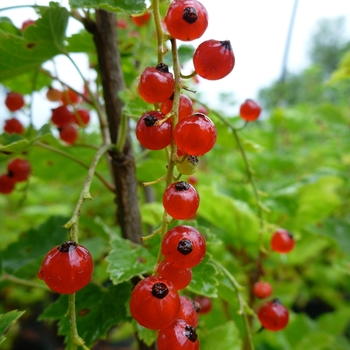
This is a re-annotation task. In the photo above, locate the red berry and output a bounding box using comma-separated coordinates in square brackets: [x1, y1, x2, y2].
[117, 19, 128, 29]
[138, 63, 175, 104]
[0, 174, 16, 194]
[73, 108, 91, 127]
[239, 99, 262, 122]
[59, 124, 79, 145]
[174, 113, 217, 156]
[51, 106, 74, 127]
[21, 19, 35, 31]
[193, 40, 235, 80]
[135, 111, 172, 150]
[253, 281, 273, 299]
[257, 299, 289, 331]
[130, 276, 180, 330]
[160, 93, 193, 121]
[7, 158, 31, 182]
[163, 181, 200, 220]
[5, 92, 25, 112]
[193, 295, 212, 314]
[60, 89, 81, 105]
[38, 241, 94, 294]
[187, 175, 198, 186]
[131, 12, 151, 26]
[194, 105, 208, 115]
[165, 0, 208, 41]
[3, 118, 24, 135]
[46, 87, 62, 102]
[161, 225, 206, 269]
[157, 260, 193, 290]
[157, 319, 199, 350]
[270, 229, 295, 254]
[177, 296, 199, 327]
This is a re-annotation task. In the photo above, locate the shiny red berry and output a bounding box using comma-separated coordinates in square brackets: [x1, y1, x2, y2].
[193, 295, 212, 314]
[271, 229, 295, 253]
[59, 124, 79, 145]
[239, 99, 262, 122]
[193, 40, 235, 80]
[38, 241, 94, 294]
[51, 106, 74, 127]
[4, 118, 24, 135]
[131, 12, 151, 26]
[136, 111, 172, 150]
[7, 158, 31, 182]
[5, 92, 25, 112]
[157, 260, 193, 290]
[73, 108, 91, 127]
[21, 19, 35, 31]
[257, 299, 289, 331]
[177, 296, 199, 327]
[130, 276, 180, 330]
[163, 181, 200, 220]
[60, 89, 81, 105]
[162, 225, 206, 269]
[174, 113, 217, 156]
[160, 93, 193, 121]
[253, 281, 273, 299]
[138, 63, 175, 104]
[0, 174, 16, 194]
[157, 319, 199, 350]
[165, 0, 208, 41]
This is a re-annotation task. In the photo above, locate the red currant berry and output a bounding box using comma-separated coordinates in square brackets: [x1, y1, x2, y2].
[187, 175, 198, 186]
[46, 87, 62, 102]
[21, 19, 35, 31]
[131, 12, 151, 26]
[136, 111, 172, 150]
[177, 296, 199, 327]
[157, 260, 193, 290]
[193, 40, 235, 80]
[51, 106, 74, 127]
[239, 99, 262, 122]
[163, 182, 200, 220]
[4, 118, 24, 135]
[130, 276, 180, 330]
[7, 158, 31, 182]
[193, 295, 212, 314]
[117, 19, 128, 29]
[194, 105, 208, 115]
[165, 0, 208, 41]
[253, 281, 273, 299]
[257, 298, 289, 331]
[160, 93, 193, 121]
[0, 174, 16, 194]
[60, 89, 81, 106]
[73, 108, 91, 127]
[59, 124, 79, 145]
[158, 319, 199, 350]
[271, 229, 295, 254]
[138, 63, 175, 104]
[5, 92, 25, 112]
[162, 225, 206, 269]
[174, 113, 217, 156]
[38, 241, 94, 294]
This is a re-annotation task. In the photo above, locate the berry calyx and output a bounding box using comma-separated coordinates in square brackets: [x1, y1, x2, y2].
[157, 260, 193, 290]
[174, 113, 217, 156]
[51, 106, 74, 127]
[239, 99, 262, 122]
[59, 124, 79, 145]
[163, 181, 200, 220]
[193, 40, 235, 80]
[270, 228, 295, 253]
[7, 158, 31, 182]
[0, 174, 16, 194]
[5, 92, 25, 112]
[4, 118, 24, 135]
[176, 155, 199, 175]
[130, 276, 180, 330]
[165, 0, 208, 41]
[257, 298, 289, 331]
[136, 111, 172, 150]
[162, 225, 206, 269]
[253, 281, 273, 299]
[38, 241, 94, 294]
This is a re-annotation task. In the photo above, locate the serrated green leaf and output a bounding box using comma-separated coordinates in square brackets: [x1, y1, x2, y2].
[66, 30, 95, 53]
[107, 235, 155, 284]
[0, 310, 25, 344]
[69, 0, 147, 13]
[134, 322, 157, 346]
[0, 17, 20, 35]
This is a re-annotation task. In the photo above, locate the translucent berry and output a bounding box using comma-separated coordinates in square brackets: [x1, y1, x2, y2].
[38, 241, 94, 294]
[271, 229, 295, 253]
[162, 225, 206, 269]
[193, 295, 212, 314]
[60, 89, 81, 105]
[174, 113, 217, 156]
[51, 106, 74, 127]
[21, 19, 35, 31]
[239, 99, 262, 122]
[131, 12, 151, 26]
[165, 0, 208, 41]
[157, 260, 193, 290]
[163, 181, 200, 220]
[160, 93, 193, 121]
[46, 87, 62, 102]
[177, 296, 199, 326]
[73, 108, 91, 127]
[59, 124, 79, 145]
[7, 158, 31, 182]
[253, 281, 273, 299]
[257, 299, 289, 331]
[0, 174, 16, 194]
[130, 276, 180, 330]
[5, 92, 25, 112]
[4, 118, 24, 135]
[193, 40, 235, 80]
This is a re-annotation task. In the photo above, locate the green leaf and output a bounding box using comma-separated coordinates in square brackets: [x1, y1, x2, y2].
[69, 0, 147, 13]
[107, 235, 155, 284]
[140, 202, 163, 227]
[134, 322, 157, 347]
[0, 139, 30, 153]
[0, 17, 20, 36]
[66, 30, 95, 53]
[0, 310, 25, 344]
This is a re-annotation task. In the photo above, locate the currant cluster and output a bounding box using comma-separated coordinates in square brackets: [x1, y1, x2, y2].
[3, 92, 26, 135]
[0, 158, 31, 195]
